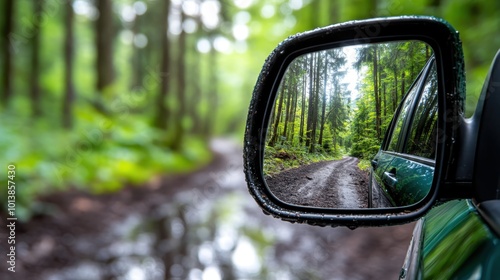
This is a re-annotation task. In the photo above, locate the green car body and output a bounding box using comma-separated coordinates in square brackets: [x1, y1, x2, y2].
[407, 200, 500, 279]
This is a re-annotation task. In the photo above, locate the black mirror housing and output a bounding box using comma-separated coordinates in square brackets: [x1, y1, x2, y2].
[244, 16, 465, 227]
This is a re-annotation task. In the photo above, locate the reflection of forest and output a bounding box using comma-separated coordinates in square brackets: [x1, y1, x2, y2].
[266, 41, 431, 165]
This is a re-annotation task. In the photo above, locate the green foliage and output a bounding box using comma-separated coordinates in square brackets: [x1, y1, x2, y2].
[1, 0, 498, 221]
[264, 143, 340, 175]
[0, 110, 211, 221]
[357, 159, 371, 172]
[350, 137, 380, 160]
[349, 42, 429, 159]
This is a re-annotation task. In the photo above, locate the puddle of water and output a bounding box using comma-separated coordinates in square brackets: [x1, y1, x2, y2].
[45, 192, 286, 279]
[40, 141, 408, 280]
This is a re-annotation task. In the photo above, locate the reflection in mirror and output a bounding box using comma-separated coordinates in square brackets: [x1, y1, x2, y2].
[264, 41, 436, 209]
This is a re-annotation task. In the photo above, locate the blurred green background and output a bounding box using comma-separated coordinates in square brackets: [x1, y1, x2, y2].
[1, 0, 499, 220]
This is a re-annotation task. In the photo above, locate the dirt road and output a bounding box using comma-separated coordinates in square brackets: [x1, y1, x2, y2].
[0, 140, 413, 280]
[267, 157, 369, 208]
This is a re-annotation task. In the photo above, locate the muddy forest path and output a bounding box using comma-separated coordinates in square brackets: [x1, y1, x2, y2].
[267, 157, 369, 208]
[0, 139, 412, 280]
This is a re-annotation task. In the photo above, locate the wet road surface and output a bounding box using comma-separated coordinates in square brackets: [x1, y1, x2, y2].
[0, 139, 415, 280]
[267, 157, 369, 208]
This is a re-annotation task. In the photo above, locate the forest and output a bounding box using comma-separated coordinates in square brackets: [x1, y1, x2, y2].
[1, 0, 499, 220]
[265, 41, 431, 174]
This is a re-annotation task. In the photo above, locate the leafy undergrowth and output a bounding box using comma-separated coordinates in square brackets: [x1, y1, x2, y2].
[264, 144, 342, 175]
[357, 159, 371, 172]
[0, 111, 212, 221]
[264, 143, 374, 176]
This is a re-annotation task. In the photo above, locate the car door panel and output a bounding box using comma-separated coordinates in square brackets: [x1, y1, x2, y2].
[383, 155, 434, 206]
[372, 151, 395, 188]
[416, 200, 500, 279]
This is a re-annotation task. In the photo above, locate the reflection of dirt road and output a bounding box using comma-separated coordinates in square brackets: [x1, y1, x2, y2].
[267, 157, 368, 208]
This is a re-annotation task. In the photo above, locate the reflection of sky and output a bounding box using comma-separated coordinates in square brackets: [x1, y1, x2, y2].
[341, 46, 366, 102]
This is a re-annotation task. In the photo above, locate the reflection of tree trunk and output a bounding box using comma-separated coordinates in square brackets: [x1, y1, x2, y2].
[305, 53, 316, 149]
[177, 206, 189, 278]
[269, 82, 285, 147]
[318, 61, 328, 147]
[290, 84, 299, 143]
[63, 1, 75, 129]
[282, 80, 292, 143]
[401, 72, 405, 102]
[2, 0, 15, 106]
[155, 215, 174, 280]
[415, 95, 437, 142]
[269, 102, 276, 138]
[31, 0, 43, 116]
[299, 66, 307, 144]
[393, 67, 398, 111]
[383, 83, 387, 119]
[309, 54, 321, 153]
[373, 46, 381, 140]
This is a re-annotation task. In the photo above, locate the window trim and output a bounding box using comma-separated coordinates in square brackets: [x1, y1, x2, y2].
[383, 151, 435, 167]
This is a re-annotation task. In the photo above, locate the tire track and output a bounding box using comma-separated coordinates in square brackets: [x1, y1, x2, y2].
[266, 157, 368, 208]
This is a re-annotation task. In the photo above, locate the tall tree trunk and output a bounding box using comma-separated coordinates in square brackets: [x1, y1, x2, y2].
[190, 50, 203, 134]
[154, 0, 171, 130]
[191, 15, 204, 134]
[269, 84, 285, 147]
[299, 61, 307, 144]
[2, 0, 15, 106]
[383, 83, 387, 119]
[401, 72, 406, 102]
[309, 54, 321, 153]
[318, 60, 328, 147]
[171, 11, 187, 150]
[393, 67, 398, 111]
[289, 83, 299, 144]
[95, 0, 115, 94]
[282, 81, 292, 143]
[305, 53, 315, 148]
[131, 12, 143, 90]
[204, 35, 218, 136]
[63, 1, 75, 129]
[372, 46, 381, 139]
[31, 0, 43, 116]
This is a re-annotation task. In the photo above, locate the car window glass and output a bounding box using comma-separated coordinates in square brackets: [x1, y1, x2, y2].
[387, 83, 419, 152]
[405, 62, 438, 159]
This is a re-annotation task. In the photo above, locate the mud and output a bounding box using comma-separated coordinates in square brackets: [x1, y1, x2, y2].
[266, 157, 369, 208]
[0, 139, 413, 280]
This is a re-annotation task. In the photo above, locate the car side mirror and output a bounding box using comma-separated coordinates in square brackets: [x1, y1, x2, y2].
[244, 17, 465, 227]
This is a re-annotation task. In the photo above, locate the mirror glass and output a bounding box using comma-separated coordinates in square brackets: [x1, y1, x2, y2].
[264, 41, 436, 209]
